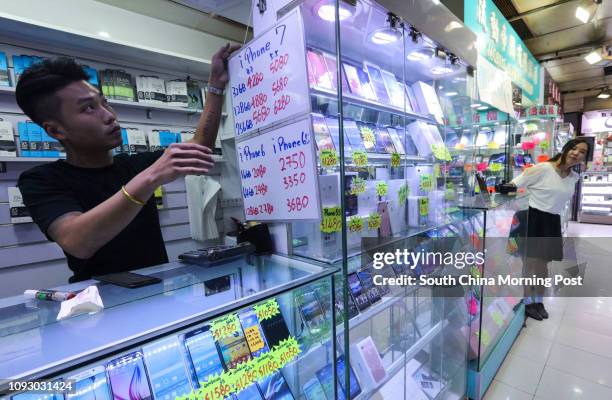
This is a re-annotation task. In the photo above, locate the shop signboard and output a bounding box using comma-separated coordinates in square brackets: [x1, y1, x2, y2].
[236, 116, 321, 221]
[465, 0, 541, 105]
[228, 8, 310, 138]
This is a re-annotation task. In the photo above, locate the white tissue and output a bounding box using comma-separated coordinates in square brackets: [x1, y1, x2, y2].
[56, 286, 104, 321]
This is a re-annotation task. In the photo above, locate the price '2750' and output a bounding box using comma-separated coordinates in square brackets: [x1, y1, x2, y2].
[279, 151, 306, 171]
[287, 196, 309, 212]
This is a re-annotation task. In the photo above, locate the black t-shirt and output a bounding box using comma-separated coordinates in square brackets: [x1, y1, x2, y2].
[18, 151, 168, 282]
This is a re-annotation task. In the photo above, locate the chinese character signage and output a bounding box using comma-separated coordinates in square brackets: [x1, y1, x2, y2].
[465, 0, 541, 105]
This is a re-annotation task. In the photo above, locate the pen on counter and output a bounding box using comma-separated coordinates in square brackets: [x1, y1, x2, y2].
[24, 289, 76, 302]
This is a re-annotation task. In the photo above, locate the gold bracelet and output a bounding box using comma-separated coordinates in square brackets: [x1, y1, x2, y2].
[121, 185, 146, 206]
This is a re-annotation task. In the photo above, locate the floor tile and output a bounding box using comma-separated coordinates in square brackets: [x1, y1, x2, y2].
[535, 367, 612, 400]
[565, 297, 612, 319]
[508, 332, 554, 363]
[493, 353, 545, 394]
[482, 380, 532, 400]
[555, 324, 612, 358]
[547, 343, 612, 388]
[562, 309, 612, 337]
[521, 315, 561, 342]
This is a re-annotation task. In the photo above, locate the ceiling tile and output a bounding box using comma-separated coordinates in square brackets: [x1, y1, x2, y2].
[511, 0, 559, 14]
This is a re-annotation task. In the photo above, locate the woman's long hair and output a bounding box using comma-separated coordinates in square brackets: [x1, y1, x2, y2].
[548, 137, 592, 167]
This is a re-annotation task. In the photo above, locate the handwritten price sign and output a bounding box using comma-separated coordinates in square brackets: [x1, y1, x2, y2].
[398, 184, 409, 204]
[350, 177, 366, 195]
[211, 314, 241, 341]
[352, 151, 368, 167]
[419, 174, 433, 192]
[376, 182, 389, 197]
[418, 197, 429, 217]
[348, 215, 364, 232]
[391, 152, 401, 168]
[320, 207, 342, 233]
[368, 212, 381, 230]
[320, 149, 338, 167]
[254, 299, 281, 322]
[229, 10, 309, 137]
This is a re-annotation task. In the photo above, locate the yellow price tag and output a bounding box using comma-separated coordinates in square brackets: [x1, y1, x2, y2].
[398, 184, 409, 204]
[487, 141, 500, 149]
[376, 181, 388, 197]
[359, 127, 376, 149]
[431, 143, 452, 161]
[391, 152, 401, 168]
[433, 164, 441, 178]
[368, 212, 381, 230]
[350, 177, 366, 195]
[348, 215, 364, 232]
[154, 186, 163, 209]
[490, 163, 503, 172]
[418, 198, 429, 216]
[320, 207, 342, 233]
[254, 299, 280, 322]
[352, 150, 368, 167]
[244, 325, 265, 353]
[231, 362, 256, 395]
[210, 314, 240, 341]
[320, 149, 338, 167]
[419, 174, 433, 192]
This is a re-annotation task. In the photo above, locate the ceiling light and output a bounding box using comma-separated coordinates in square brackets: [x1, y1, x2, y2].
[431, 66, 454, 75]
[575, 6, 590, 23]
[470, 103, 482, 108]
[407, 47, 436, 61]
[585, 50, 603, 64]
[370, 28, 402, 44]
[445, 91, 458, 96]
[315, 1, 354, 22]
[477, 106, 489, 110]
[98, 31, 110, 38]
[597, 87, 610, 99]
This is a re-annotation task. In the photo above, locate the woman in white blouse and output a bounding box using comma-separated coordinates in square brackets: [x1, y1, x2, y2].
[511, 138, 590, 320]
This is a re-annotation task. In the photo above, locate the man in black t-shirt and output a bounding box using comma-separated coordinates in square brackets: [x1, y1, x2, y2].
[16, 44, 239, 282]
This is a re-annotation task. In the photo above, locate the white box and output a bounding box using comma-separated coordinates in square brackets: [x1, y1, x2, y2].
[411, 81, 444, 124]
[8, 187, 32, 223]
[165, 80, 189, 107]
[0, 121, 17, 156]
[126, 129, 148, 153]
[350, 336, 386, 390]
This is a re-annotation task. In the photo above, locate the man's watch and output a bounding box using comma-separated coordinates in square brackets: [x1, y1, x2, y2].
[207, 86, 225, 96]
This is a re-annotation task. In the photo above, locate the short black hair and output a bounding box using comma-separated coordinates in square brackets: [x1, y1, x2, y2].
[15, 57, 90, 126]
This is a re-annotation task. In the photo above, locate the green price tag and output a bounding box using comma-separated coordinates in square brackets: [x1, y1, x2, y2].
[418, 198, 429, 216]
[433, 164, 441, 178]
[359, 127, 376, 149]
[368, 212, 381, 230]
[391, 152, 401, 168]
[479, 329, 491, 346]
[431, 143, 452, 161]
[376, 181, 389, 196]
[491, 311, 504, 327]
[488, 141, 500, 149]
[352, 151, 368, 167]
[211, 314, 240, 341]
[490, 163, 503, 172]
[350, 177, 366, 195]
[398, 183, 409, 204]
[419, 174, 433, 192]
[348, 215, 364, 232]
[320, 207, 342, 233]
[254, 299, 280, 322]
[540, 139, 550, 150]
[320, 149, 338, 167]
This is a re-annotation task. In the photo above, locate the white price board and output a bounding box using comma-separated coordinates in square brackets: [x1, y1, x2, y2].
[229, 9, 310, 138]
[237, 117, 321, 221]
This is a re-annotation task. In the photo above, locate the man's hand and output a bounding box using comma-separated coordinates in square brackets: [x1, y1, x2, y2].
[208, 43, 241, 89]
[144, 143, 215, 186]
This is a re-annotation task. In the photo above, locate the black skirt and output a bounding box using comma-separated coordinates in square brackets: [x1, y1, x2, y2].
[525, 206, 563, 261]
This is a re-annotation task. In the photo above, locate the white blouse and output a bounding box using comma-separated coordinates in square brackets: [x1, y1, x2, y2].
[511, 162, 579, 215]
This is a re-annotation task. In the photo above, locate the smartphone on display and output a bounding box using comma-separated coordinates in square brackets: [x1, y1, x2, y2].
[347, 272, 371, 311]
[142, 337, 192, 400]
[315, 364, 345, 400]
[238, 309, 269, 357]
[356, 269, 381, 304]
[336, 355, 362, 399]
[343, 120, 366, 152]
[324, 116, 350, 152]
[94, 272, 161, 288]
[259, 310, 291, 349]
[296, 290, 327, 335]
[375, 127, 396, 154]
[67, 366, 112, 400]
[106, 351, 153, 400]
[342, 63, 364, 97]
[302, 377, 328, 400]
[354, 64, 378, 101]
[306, 49, 333, 90]
[321, 53, 344, 92]
[333, 274, 359, 322]
[182, 327, 224, 387]
[312, 113, 335, 152]
[386, 127, 405, 154]
[380, 69, 405, 108]
[402, 131, 419, 156]
[356, 121, 377, 153]
[364, 62, 390, 104]
[257, 372, 294, 400]
[215, 328, 252, 370]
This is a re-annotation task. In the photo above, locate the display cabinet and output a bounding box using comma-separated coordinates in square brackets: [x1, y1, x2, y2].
[0, 255, 339, 400]
[460, 194, 529, 400]
[578, 132, 612, 224]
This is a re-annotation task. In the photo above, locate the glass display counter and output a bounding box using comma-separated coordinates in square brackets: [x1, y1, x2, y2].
[0, 255, 339, 400]
[461, 194, 529, 400]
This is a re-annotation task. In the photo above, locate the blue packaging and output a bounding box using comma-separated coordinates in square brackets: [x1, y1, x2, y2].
[17, 122, 29, 157]
[0, 52, 9, 86]
[27, 123, 43, 157]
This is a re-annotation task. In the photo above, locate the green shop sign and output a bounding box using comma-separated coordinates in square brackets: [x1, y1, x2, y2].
[465, 0, 541, 104]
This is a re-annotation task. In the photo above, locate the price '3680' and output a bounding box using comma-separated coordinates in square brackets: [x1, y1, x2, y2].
[287, 196, 309, 212]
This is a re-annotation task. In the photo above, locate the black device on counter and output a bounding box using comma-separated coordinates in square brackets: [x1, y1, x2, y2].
[178, 242, 256, 266]
[495, 181, 517, 194]
[93, 272, 162, 288]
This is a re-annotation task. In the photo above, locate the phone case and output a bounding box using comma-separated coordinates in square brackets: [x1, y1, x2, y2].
[342, 63, 364, 97]
[356, 121, 377, 153]
[307, 49, 333, 90]
[364, 63, 390, 104]
[377, 201, 392, 237]
[355, 64, 378, 101]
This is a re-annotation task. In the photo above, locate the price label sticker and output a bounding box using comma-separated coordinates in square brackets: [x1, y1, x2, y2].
[391, 152, 401, 168]
[231, 362, 256, 395]
[254, 299, 280, 322]
[433, 164, 441, 178]
[487, 141, 500, 149]
[368, 212, 381, 230]
[273, 337, 301, 367]
[320, 207, 342, 233]
[359, 127, 376, 149]
[320, 149, 338, 167]
[478, 329, 491, 346]
[490, 163, 503, 172]
[431, 143, 451, 161]
[350, 177, 366, 195]
[376, 181, 389, 197]
[418, 198, 429, 216]
[540, 139, 550, 150]
[252, 352, 279, 382]
[348, 215, 364, 232]
[211, 314, 240, 341]
[352, 151, 368, 167]
[491, 311, 504, 327]
[419, 174, 433, 192]
[398, 184, 409, 204]
[244, 325, 266, 353]
[444, 189, 454, 200]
